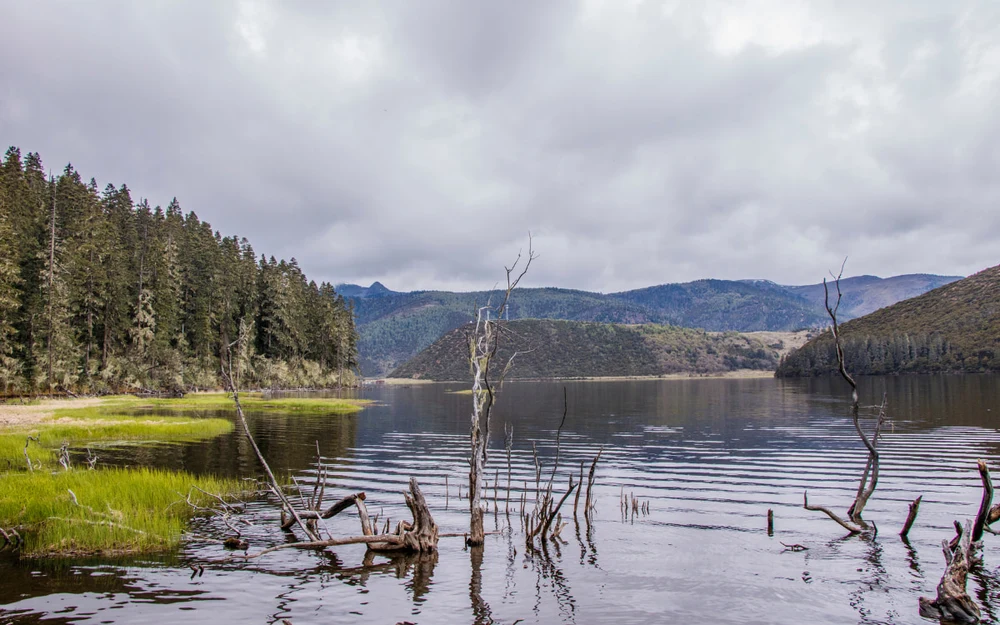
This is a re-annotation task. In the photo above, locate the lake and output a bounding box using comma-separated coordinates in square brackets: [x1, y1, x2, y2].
[3, 374, 1000, 624]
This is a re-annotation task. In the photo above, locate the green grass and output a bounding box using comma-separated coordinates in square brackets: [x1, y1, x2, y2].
[0, 392, 368, 557]
[2, 412, 234, 470]
[76, 393, 372, 416]
[0, 467, 244, 556]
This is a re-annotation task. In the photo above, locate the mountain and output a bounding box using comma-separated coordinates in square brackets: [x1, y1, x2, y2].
[348, 274, 961, 376]
[775, 264, 1000, 377]
[334, 281, 396, 299]
[785, 273, 961, 319]
[390, 319, 780, 381]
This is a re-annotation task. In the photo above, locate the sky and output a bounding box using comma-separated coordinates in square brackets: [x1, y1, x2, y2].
[2, 1, 998, 293]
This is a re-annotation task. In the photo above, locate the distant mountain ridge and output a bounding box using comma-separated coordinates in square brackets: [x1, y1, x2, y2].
[340, 273, 962, 376]
[785, 273, 960, 319]
[776, 265, 998, 377]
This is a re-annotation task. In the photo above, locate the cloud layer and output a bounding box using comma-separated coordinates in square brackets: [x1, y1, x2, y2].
[3, 1, 998, 291]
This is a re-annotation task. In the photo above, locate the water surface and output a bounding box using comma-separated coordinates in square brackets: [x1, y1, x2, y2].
[3, 375, 1000, 624]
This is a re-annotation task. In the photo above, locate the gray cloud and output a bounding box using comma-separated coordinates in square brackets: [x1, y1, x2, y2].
[2, 0, 998, 292]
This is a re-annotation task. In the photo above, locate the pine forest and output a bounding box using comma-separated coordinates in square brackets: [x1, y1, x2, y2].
[0, 147, 358, 394]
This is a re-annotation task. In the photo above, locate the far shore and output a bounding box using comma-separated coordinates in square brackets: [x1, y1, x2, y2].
[372, 368, 776, 385]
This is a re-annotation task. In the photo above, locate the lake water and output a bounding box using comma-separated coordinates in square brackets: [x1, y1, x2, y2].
[3, 375, 1000, 624]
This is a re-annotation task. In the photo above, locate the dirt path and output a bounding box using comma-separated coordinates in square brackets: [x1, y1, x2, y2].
[0, 398, 105, 428]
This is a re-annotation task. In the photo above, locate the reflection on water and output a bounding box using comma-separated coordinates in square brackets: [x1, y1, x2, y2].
[3, 374, 1000, 624]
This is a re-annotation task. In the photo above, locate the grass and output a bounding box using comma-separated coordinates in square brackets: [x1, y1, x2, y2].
[79, 392, 372, 416]
[0, 467, 245, 556]
[0, 391, 369, 557]
[2, 411, 234, 470]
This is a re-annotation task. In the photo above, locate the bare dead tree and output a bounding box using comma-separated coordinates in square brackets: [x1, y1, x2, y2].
[803, 264, 887, 534]
[467, 237, 535, 547]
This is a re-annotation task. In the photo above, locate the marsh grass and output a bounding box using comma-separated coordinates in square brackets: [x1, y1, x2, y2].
[1, 413, 234, 469]
[0, 392, 366, 557]
[62, 393, 372, 417]
[0, 468, 244, 556]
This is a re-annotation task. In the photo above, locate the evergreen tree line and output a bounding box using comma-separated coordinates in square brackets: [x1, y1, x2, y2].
[0, 147, 358, 394]
[775, 331, 999, 377]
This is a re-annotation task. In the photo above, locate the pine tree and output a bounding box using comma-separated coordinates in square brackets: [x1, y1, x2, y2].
[33, 177, 79, 391]
[0, 184, 23, 390]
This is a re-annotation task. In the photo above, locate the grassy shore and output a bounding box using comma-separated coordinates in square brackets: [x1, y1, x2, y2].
[0, 468, 244, 556]
[0, 392, 369, 557]
[91, 392, 373, 416]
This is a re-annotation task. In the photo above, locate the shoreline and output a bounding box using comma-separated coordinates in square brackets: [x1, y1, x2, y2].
[0, 397, 106, 428]
[374, 369, 777, 385]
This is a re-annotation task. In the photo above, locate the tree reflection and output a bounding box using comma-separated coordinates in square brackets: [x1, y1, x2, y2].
[469, 545, 494, 625]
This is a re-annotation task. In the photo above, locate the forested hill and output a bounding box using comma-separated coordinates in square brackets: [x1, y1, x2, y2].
[775, 264, 1000, 377]
[346, 274, 958, 376]
[0, 146, 358, 394]
[390, 319, 780, 381]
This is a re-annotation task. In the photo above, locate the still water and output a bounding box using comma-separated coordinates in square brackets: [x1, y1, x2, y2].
[3, 375, 1000, 624]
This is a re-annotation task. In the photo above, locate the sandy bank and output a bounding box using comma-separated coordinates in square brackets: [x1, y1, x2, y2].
[0, 397, 105, 428]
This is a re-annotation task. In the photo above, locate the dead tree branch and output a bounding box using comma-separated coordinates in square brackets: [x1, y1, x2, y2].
[222, 351, 317, 542]
[804, 264, 887, 533]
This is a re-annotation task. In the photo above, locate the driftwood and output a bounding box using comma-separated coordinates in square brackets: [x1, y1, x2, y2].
[920, 520, 981, 623]
[280, 492, 366, 532]
[918, 460, 1000, 622]
[946, 460, 1000, 553]
[232, 478, 438, 560]
[0, 526, 22, 554]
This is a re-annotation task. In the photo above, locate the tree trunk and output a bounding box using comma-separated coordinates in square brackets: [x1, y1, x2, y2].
[468, 428, 485, 546]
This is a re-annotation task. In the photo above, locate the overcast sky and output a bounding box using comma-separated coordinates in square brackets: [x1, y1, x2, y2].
[2, 1, 998, 292]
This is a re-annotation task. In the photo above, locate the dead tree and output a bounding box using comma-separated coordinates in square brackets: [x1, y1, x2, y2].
[467, 238, 535, 546]
[803, 265, 887, 534]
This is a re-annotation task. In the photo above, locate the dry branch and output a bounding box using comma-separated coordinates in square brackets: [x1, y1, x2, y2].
[279, 492, 366, 531]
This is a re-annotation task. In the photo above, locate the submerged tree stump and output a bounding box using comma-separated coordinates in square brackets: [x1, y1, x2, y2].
[920, 520, 981, 623]
[363, 477, 438, 553]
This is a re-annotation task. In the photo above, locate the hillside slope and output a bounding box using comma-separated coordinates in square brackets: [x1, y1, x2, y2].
[390, 319, 779, 381]
[775, 264, 1000, 377]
